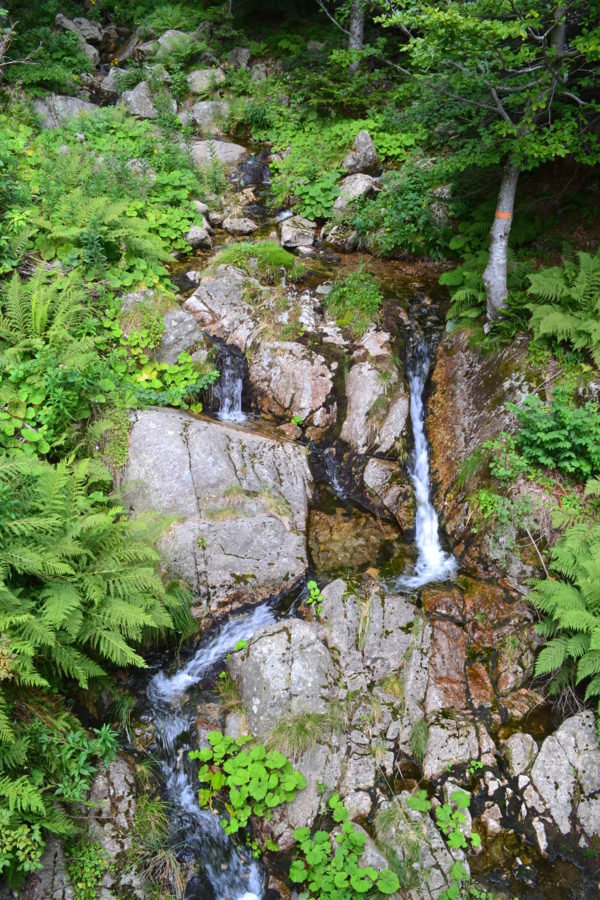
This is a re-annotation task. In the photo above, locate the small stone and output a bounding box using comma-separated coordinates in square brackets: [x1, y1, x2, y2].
[280, 215, 316, 249]
[208, 211, 224, 226]
[532, 817, 548, 854]
[100, 66, 126, 94]
[343, 790, 372, 820]
[501, 732, 538, 778]
[187, 67, 226, 94]
[186, 225, 212, 249]
[480, 803, 503, 836]
[193, 200, 210, 214]
[223, 216, 258, 235]
[228, 47, 251, 68]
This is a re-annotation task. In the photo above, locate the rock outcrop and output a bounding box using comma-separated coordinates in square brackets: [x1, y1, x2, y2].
[343, 130, 380, 175]
[124, 408, 312, 617]
[33, 95, 99, 129]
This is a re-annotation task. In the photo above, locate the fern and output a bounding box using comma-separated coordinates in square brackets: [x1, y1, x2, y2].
[528, 248, 600, 365]
[529, 524, 600, 725]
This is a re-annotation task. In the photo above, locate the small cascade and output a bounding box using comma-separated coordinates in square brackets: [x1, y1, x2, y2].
[146, 604, 276, 899]
[214, 343, 247, 423]
[397, 335, 457, 589]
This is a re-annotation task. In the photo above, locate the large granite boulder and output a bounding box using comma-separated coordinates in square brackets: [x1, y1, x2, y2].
[343, 130, 380, 175]
[33, 95, 99, 129]
[332, 173, 377, 215]
[124, 408, 312, 616]
[248, 341, 336, 439]
[191, 140, 248, 167]
[525, 712, 600, 846]
[187, 67, 226, 94]
[183, 264, 258, 351]
[280, 216, 317, 249]
[183, 100, 230, 131]
[340, 356, 409, 455]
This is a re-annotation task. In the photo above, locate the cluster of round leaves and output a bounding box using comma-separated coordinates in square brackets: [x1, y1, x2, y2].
[189, 732, 307, 837]
[289, 793, 400, 898]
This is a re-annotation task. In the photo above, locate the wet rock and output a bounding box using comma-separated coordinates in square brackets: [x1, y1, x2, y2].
[309, 507, 407, 572]
[323, 223, 359, 253]
[480, 803, 503, 836]
[33, 95, 99, 129]
[340, 360, 409, 455]
[428, 330, 533, 582]
[87, 755, 139, 892]
[280, 215, 317, 249]
[155, 308, 209, 364]
[425, 620, 467, 714]
[184, 873, 215, 900]
[124, 408, 312, 617]
[423, 716, 496, 780]
[332, 174, 377, 215]
[502, 732, 538, 778]
[183, 264, 257, 351]
[187, 67, 226, 93]
[362, 459, 415, 530]
[19, 838, 73, 900]
[191, 140, 248, 167]
[121, 81, 159, 119]
[248, 341, 335, 438]
[223, 216, 258, 235]
[182, 99, 230, 131]
[228, 47, 251, 68]
[343, 130, 380, 175]
[186, 224, 213, 249]
[528, 711, 600, 840]
[227, 620, 336, 735]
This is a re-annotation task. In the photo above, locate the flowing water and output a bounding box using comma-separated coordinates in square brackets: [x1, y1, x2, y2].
[395, 333, 457, 589]
[213, 343, 247, 423]
[146, 604, 276, 899]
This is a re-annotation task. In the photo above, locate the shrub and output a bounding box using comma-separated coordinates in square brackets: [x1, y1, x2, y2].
[509, 387, 600, 480]
[325, 271, 382, 335]
[529, 523, 600, 729]
[527, 248, 600, 365]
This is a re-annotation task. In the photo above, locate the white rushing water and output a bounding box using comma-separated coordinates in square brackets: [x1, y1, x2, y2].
[215, 345, 246, 423]
[146, 603, 276, 899]
[397, 338, 457, 589]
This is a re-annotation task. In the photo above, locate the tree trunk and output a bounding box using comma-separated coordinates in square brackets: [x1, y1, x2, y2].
[483, 157, 520, 322]
[348, 0, 364, 73]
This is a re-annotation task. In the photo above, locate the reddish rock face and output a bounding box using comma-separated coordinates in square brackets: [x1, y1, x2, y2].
[421, 576, 537, 717]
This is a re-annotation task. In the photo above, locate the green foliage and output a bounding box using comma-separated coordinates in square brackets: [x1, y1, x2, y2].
[529, 523, 600, 727]
[266, 712, 330, 761]
[410, 719, 428, 765]
[190, 731, 307, 840]
[291, 414, 304, 427]
[289, 794, 400, 897]
[67, 843, 111, 900]
[527, 249, 600, 366]
[407, 789, 481, 898]
[354, 160, 450, 258]
[325, 271, 382, 335]
[211, 240, 306, 283]
[306, 580, 324, 616]
[509, 388, 600, 480]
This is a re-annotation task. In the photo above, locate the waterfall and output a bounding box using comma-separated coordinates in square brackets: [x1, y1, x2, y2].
[397, 337, 457, 589]
[146, 603, 276, 899]
[214, 344, 246, 423]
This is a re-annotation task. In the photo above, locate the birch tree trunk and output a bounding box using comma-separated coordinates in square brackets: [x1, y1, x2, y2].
[483, 157, 520, 322]
[348, 0, 364, 73]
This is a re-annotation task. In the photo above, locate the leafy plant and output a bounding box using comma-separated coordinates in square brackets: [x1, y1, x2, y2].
[508, 388, 600, 480]
[67, 842, 111, 900]
[289, 793, 400, 897]
[527, 248, 600, 365]
[306, 580, 324, 616]
[189, 731, 306, 840]
[325, 271, 382, 335]
[529, 523, 600, 727]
